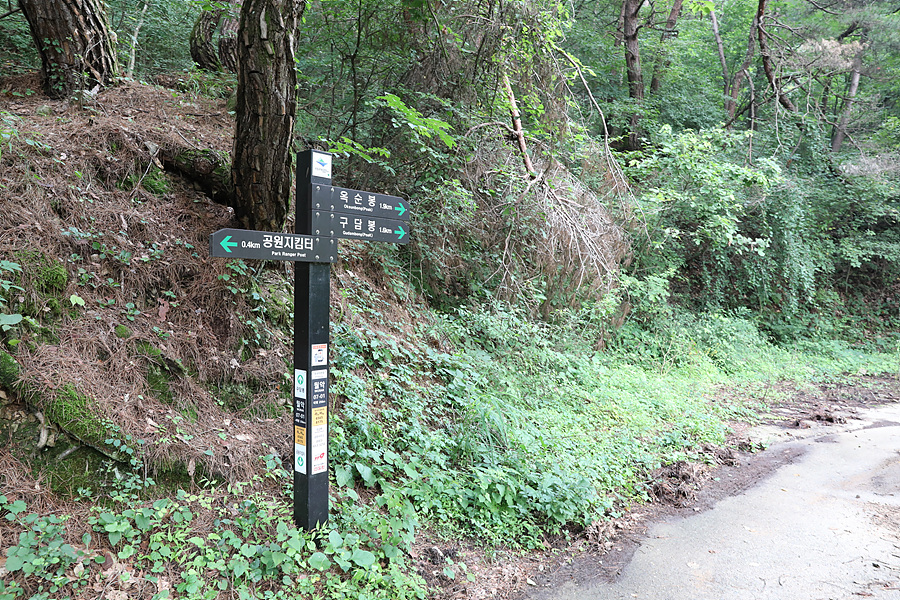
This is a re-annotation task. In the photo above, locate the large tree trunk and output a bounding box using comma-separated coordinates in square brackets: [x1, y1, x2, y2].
[190, 8, 223, 71]
[19, 0, 118, 99]
[218, 15, 240, 73]
[231, 0, 306, 231]
[217, 1, 241, 74]
[622, 0, 644, 150]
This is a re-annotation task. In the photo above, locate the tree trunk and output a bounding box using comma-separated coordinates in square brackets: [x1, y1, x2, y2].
[649, 0, 683, 94]
[622, 0, 644, 150]
[709, 8, 729, 96]
[125, 0, 150, 78]
[218, 14, 239, 73]
[231, 0, 306, 231]
[831, 48, 864, 153]
[757, 0, 796, 112]
[19, 0, 118, 99]
[190, 8, 223, 71]
[726, 15, 758, 121]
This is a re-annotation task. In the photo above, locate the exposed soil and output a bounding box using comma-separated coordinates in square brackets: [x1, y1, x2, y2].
[421, 375, 900, 600]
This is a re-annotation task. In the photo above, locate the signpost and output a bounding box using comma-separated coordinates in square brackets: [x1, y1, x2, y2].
[209, 149, 411, 531]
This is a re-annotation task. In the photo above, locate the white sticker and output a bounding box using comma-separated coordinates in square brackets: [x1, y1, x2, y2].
[311, 344, 328, 367]
[311, 152, 332, 180]
[311, 427, 328, 474]
[311, 368, 328, 380]
[294, 369, 307, 399]
[294, 444, 306, 474]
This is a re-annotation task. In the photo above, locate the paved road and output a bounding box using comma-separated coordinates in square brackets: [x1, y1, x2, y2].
[528, 404, 900, 600]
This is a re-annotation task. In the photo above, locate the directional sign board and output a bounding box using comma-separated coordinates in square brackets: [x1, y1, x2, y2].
[310, 210, 409, 244]
[212, 150, 414, 533]
[311, 184, 410, 222]
[210, 228, 337, 262]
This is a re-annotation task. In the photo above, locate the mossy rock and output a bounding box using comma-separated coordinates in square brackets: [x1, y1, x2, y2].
[42, 384, 130, 462]
[114, 324, 132, 339]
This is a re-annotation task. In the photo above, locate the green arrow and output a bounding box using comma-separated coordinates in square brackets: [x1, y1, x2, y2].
[220, 235, 237, 253]
[394, 224, 407, 240]
[395, 202, 407, 218]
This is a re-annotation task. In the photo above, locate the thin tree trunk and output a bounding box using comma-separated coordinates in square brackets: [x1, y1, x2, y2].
[831, 49, 864, 152]
[649, 0, 683, 94]
[710, 9, 729, 96]
[502, 71, 536, 178]
[726, 15, 758, 121]
[125, 0, 150, 78]
[19, 0, 119, 99]
[757, 0, 796, 112]
[231, 0, 306, 231]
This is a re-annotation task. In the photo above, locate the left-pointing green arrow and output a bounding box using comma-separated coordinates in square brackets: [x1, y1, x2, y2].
[394, 224, 407, 240]
[220, 235, 238, 253]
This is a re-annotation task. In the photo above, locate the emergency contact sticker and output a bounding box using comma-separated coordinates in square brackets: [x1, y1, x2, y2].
[311, 343, 328, 367]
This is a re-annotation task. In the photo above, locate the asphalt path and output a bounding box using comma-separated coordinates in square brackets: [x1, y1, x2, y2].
[529, 404, 900, 600]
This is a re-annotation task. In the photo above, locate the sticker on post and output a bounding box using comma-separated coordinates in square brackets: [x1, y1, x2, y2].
[294, 369, 307, 399]
[311, 406, 327, 475]
[311, 152, 332, 180]
[311, 344, 328, 367]
[294, 426, 307, 474]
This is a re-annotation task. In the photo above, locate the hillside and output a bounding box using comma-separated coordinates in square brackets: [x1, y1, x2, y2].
[1, 76, 899, 600]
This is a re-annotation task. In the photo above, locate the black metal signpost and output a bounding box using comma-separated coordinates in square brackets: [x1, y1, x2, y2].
[209, 149, 410, 531]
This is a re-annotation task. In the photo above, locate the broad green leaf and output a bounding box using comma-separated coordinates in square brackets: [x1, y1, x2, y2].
[308, 551, 331, 571]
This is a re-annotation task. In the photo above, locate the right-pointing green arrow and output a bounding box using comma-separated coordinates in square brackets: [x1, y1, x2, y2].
[394, 224, 407, 240]
[220, 235, 237, 253]
[395, 202, 407, 218]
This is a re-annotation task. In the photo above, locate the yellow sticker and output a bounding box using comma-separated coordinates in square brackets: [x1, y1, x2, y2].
[312, 407, 327, 427]
[294, 426, 306, 445]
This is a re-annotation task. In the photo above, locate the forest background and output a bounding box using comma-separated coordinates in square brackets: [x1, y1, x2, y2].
[0, 0, 899, 598]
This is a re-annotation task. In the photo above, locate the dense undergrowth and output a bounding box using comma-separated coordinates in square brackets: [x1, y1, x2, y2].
[3, 252, 898, 599]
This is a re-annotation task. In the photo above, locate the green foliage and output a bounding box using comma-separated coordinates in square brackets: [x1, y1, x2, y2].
[107, 0, 199, 75]
[0, 260, 24, 332]
[1, 495, 91, 600]
[2, 457, 429, 600]
[376, 93, 456, 150]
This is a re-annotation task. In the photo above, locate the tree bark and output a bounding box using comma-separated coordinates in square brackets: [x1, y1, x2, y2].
[709, 9, 729, 96]
[622, 0, 644, 150]
[649, 0, 683, 94]
[831, 47, 864, 152]
[726, 15, 758, 121]
[19, 0, 119, 99]
[231, 0, 306, 231]
[218, 13, 240, 73]
[190, 8, 223, 71]
[502, 71, 536, 178]
[757, 0, 796, 112]
[125, 0, 150, 78]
